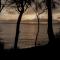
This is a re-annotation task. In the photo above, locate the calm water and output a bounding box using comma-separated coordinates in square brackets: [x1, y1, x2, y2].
[0, 20, 60, 49]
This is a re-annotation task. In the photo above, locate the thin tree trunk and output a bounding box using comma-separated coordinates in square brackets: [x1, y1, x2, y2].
[35, 15, 40, 46]
[14, 10, 24, 49]
[35, 1, 40, 46]
[46, 0, 55, 44]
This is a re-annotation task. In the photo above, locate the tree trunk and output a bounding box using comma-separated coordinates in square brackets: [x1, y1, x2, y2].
[35, 1, 40, 46]
[14, 10, 24, 49]
[46, 0, 55, 44]
[35, 15, 40, 46]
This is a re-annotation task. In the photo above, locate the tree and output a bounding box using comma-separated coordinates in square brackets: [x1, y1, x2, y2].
[34, 0, 47, 46]
[46, 0, 57, 45]
[12, 0, 33, 49]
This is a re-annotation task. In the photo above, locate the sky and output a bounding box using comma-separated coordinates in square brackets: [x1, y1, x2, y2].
[0, 0, 47, 20]
[0, 0, 60, 21]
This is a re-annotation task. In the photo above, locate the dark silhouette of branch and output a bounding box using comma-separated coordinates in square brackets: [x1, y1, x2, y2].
[0, 0, 7, 12]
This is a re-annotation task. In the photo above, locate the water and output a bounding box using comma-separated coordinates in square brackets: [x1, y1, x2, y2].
[0, 20, 60, 49]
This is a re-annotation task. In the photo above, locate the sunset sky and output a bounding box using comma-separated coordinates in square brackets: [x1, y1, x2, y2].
[0, 0, 60, 21]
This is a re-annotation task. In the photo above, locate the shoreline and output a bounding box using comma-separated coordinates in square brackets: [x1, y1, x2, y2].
[0, 19, 60, 24]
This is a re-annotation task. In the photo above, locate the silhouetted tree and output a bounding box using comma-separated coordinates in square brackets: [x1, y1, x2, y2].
[46, 0, 55, 45]
[34, 0, 47, 46]
[13, 0, 33, 49]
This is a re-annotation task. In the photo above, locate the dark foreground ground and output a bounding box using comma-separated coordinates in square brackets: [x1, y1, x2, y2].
[0, 40, 60, 56]
[0, 47, 53, 56]
[0, 32, 60, 56]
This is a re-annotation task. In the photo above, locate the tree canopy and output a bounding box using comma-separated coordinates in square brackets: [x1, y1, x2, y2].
[1, 0, 60, 13]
